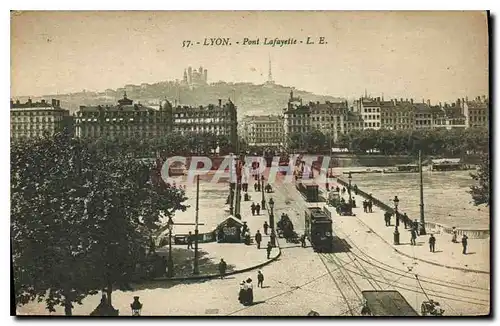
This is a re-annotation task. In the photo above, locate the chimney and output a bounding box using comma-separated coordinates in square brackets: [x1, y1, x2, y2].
[41, 99, 46, 104]
[439, 102, 442, 108]
[57, 100, 61, 107]
[427, 99, 430, 106]
[422, 98, 425, 103]
[28, 98, 32, 105]
[410, 99, 414, 104]
[218, 99, 222, 107]
[394, 99, 397, 104]
[400, 98, 403, 103]
[52, 99, 57, 107]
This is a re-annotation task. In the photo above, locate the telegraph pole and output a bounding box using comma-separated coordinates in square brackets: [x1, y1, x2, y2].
[419, 150, 427, 235]
[193, 175, 200, 274]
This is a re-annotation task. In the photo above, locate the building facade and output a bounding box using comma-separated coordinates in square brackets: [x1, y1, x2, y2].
[241, 115, 284, 147]
[75, 93, 172, 139]
[171, 99, 238, 144]
[464, 96, 489, 128]
[10, 98, 71, 140]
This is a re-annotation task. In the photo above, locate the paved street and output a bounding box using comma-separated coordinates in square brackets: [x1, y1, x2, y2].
[16, 171, 490, 316]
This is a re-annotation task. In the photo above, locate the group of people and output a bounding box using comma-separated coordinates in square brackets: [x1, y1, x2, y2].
[363, 200, 373, 213]
[250, 202, 261, 215]
[426, 228, 469, 255]
[238, 271, 266, 306]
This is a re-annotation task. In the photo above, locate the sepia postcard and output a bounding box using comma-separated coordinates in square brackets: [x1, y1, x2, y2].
[10, 10, 490, 317]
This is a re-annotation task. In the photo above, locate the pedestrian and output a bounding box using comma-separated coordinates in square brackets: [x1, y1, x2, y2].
[462, 234, 468, 254]
[300, 234, 306, 248]
[263, 221, 269, 235]
[452, 227, 458, 243]
[413, 220, 419, 233]
[238, 280, 246, 304]
[354, 184, 358, 195]
[245, 278, 254, 305]
[363, 200, 367, 213]
[250, 202, 256, 216]
[266, 241, 272, 259]
[256, 203, 261, 215]
[342, 187, 346, 195]
[257, 271, 264, 288]
[429, 234, 436, 253]
[255, 230, 262, 249]
[384, 211, 391, 226]
[219, 258, 227, 279]
[368, 200, 373, 213]
[410, 229, 417, 246]
[254, 183, 258, 191]
[403, 213, 409, 229]
[186, 231, 194, 249]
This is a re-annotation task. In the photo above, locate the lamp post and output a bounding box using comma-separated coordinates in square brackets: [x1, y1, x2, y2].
[167, 216, 174, 278]
[269, 197, 275, 229]
[348, 171, 353, 215]
[130, 296, 143, 316]
[393, 196, 400, 245]
[261, 175, 266, 210]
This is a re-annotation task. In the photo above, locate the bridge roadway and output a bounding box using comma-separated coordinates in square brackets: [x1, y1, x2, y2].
[16, 174, 490, 316]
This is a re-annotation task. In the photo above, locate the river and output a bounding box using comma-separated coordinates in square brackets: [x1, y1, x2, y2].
[330, 167, 489, 229]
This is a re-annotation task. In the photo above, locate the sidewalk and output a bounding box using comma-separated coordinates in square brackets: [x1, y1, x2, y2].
[337, 189, 489, 273]
[309, 169, 490, 274]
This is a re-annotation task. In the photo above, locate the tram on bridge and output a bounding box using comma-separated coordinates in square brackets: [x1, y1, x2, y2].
[304, 206, 333, 252]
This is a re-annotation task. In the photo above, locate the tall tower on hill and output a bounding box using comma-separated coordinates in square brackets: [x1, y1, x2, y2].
[267, 54, 275, 85]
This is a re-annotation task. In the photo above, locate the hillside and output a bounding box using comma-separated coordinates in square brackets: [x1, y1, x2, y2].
[14, 81, 344, 118]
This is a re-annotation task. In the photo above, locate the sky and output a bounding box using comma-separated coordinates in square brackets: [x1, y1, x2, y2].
[10, 11, 489, 102]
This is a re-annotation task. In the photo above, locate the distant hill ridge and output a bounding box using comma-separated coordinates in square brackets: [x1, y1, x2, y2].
[15, 81, 344, 117]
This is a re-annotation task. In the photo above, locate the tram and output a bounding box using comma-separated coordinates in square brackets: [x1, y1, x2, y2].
[304, 207, 333, 252]
[360, 291, 419, 316]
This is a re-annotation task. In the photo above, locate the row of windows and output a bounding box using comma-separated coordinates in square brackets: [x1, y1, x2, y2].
[11, 117, 59, 122]
[11, 111, 61, 116]
[382, 112, 412, 117]
[364, 107, 380, 113]
[363, 114, 380, 120]
[12, 125, 55, 130]
[364, 122, 381, 128]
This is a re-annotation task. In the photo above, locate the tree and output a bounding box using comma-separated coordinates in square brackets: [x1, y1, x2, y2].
[12, 134, 102, 315]
[469, 153, 490, 206]
[12, 134, 188, 315]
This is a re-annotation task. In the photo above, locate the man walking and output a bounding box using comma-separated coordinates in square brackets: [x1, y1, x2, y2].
[250, 202, 256, 216]
[368, 200, 373, 213]
[403, 213, 409, 229]
[452, 227, 458, 243]
[219, 258, 227, 279]
[257, 271, 264, 288]
[187, 231, 193, 250]
[263, 221, 269, 235]
[410, 228, 417, 246]
[256, 203, 261, 215]
[462, 234, 469, 254]
[429, 234, 436, 253]
[255, 230, 262, 249]
[266, 241, 272, 259]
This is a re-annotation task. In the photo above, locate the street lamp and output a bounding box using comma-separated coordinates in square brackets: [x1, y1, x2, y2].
[130, 296, 143, 316]
[261, 175, 266, 210]
[268, 197, 275, 230]
[393, 196, 400, 245]
[167, 216, 174, 278]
